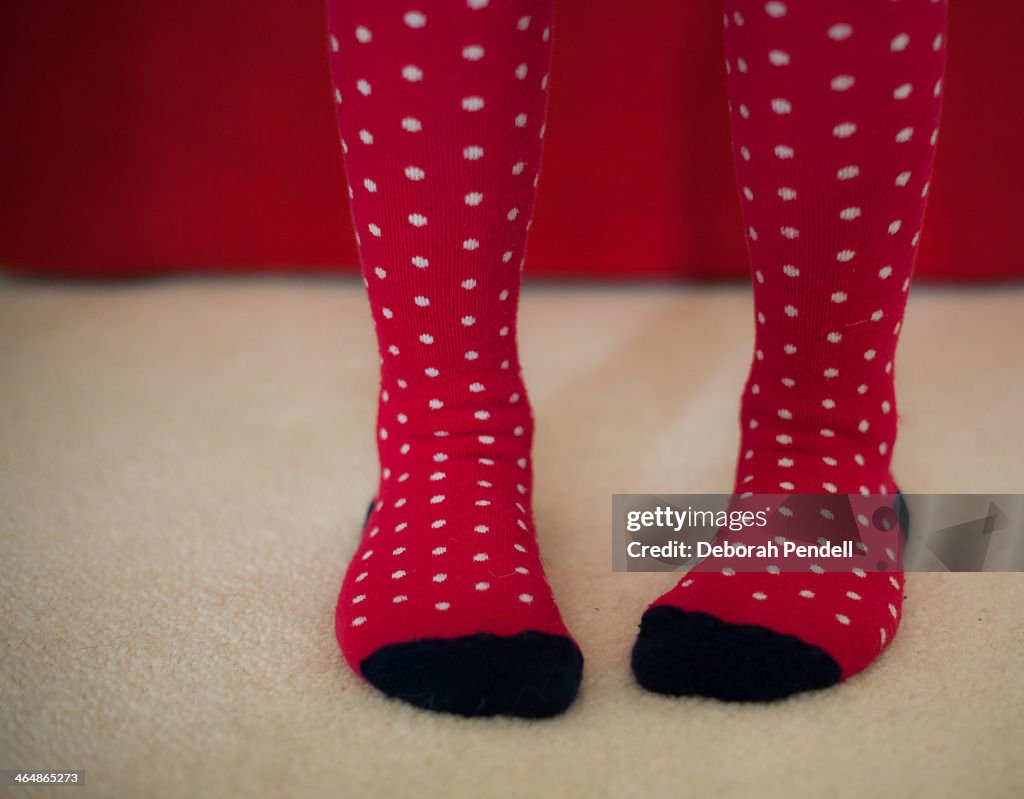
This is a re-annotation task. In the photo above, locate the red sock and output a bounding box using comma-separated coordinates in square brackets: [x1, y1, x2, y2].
[633, 0, 947, 700]
[326, 0, 582, 717]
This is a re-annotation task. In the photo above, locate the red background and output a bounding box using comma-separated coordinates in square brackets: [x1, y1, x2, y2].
[1, 1, 1021, 281]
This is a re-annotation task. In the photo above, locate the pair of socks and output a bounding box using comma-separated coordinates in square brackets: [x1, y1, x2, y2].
[325, 0, 946, 716]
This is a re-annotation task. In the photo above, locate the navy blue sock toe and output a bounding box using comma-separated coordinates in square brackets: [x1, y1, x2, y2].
[631, 606, 841, 702]
[360, 630, 583, 718]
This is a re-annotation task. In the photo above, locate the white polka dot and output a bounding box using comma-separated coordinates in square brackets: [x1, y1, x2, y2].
[768, 49, 790, 66]
[765, 2, 787, 18]
[355, 26, 372, 43]
[833, 122, 857, 138]
[771, 98, 792, 114]
[828, 23, 853, 41]
[402, 65, 424, 82]
[462, 45, 484, 61]
[831, 74, 856, 91]
[891, 33, 910, 52]
[893, 83, 913, 100]
[463, 145, 484, 160]
[403, 10, 427, 28]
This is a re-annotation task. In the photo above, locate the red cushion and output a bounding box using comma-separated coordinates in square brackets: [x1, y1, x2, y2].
[1, 1, 1020, 280]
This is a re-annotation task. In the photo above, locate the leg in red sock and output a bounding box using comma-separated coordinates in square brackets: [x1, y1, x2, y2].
[633, 0, 947, 700]
[325, 0, 581, 717]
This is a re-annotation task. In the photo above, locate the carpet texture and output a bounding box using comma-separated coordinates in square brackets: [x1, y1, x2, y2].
[1, 277, 1021, 798]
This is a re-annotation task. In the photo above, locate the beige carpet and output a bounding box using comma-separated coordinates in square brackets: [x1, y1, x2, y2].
[1, 277, 1022, 799]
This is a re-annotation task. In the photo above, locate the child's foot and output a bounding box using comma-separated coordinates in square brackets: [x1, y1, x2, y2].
[631, 486, 907, 702]
[336, 373, 582, 718]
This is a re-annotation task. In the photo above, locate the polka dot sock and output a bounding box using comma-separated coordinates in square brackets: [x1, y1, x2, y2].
[326, 0, 582, 717]
[632, 0, 947, 701]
